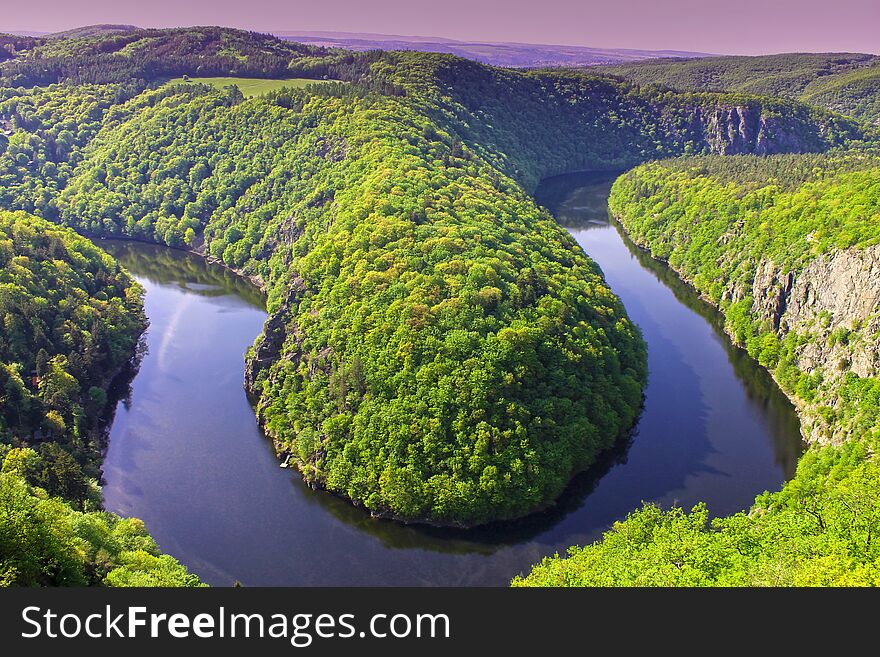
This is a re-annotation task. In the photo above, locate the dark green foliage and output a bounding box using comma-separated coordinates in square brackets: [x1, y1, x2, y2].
[2, 33, 863, 526]
[597, 53, 880, 125]
[0, 27, 326, 87]
[384, 52, 862, 190]
[0, 211, 145, 472]
[0, 211, 200, 586]
[0, 28, 876, 554]
[45, 61, 858, 524]
[0, 26, 402, 95]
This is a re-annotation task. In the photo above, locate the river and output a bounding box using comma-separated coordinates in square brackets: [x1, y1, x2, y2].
[98, 171, 803, 586]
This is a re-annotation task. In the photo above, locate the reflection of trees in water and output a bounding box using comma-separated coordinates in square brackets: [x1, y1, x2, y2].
[301, 429, 635, 554]
[535, 170, 618, 228]
[92, 180, 804, 557]
[95, 239, 266, 309]
[608, 216, 803, 479]
[98, 337, 144, 481]
[540, 170, 804, 478]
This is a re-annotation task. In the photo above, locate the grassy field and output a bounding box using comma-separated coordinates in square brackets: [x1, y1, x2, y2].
[166, 77, 334, 97]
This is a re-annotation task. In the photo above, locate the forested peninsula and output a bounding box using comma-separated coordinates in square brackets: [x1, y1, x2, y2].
[0, 26, 877, 584]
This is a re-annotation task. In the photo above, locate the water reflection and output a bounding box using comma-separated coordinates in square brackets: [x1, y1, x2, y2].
[97, 239, 266, 309]
[96, 172, 803, 585]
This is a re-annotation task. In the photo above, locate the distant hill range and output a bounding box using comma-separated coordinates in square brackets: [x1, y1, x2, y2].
[274, 31, 711, 67]
[594, 53, 880, 124]
[4, 25, 708, 67]
[7, 24, 141, 39]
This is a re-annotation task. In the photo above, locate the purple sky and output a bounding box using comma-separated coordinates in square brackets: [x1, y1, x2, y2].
[2, 0, 878, 55]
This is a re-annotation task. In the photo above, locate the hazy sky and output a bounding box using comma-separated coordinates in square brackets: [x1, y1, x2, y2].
[2, 0, 878, 55]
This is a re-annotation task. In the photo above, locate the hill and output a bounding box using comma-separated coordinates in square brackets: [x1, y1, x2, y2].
[277, 31, 710, 68]
[0, 26, 338, 86]
[45, 24, 141, 39]
[597, 53, 880, 124]
[0, 26, 876, 580]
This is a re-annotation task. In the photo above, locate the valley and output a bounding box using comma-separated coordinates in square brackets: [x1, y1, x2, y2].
[0, 25, 877, 586]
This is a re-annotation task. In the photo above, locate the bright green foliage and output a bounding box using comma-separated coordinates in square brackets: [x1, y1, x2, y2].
[0, 212, 145, 473]
[45, 64, 857, 524]
[6, 31, 862, 525]
[0, 212, 200, 587]
[0, 84, 132, 214]
[0, 469, 202, 587]
[516, 151, 880, 586]
[607, 152, 880, 442]
[0, 27, 874, 536]
[515, 438, 880, 586]
[52, 81, 650, 525]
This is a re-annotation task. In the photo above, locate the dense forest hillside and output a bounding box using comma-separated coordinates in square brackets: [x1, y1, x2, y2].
[0, 27, 345, 87]
[0, 26, 876, 577]
[597, 53, 880, 125]
[0, 211, 199, 585]
[0, 28, 866, 527]
[387, 52, 861, 190]
[45, 25, 141, 40]
[0, 213, 144, 473]
[607, 152, 880, 446]
[515, 151, 880, 585]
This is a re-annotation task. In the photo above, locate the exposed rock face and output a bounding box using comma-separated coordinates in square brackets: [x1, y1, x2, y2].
[752, 259, 793, 330]
[244, 276, 306, 400]
[783, 245, 880, 341]
[697, 106, 816, 156]
[708, 106, 764, 155]
[749, 246, 880, 443]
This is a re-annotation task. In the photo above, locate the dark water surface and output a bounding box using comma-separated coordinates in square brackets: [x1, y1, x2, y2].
[100, 172, 803, 586]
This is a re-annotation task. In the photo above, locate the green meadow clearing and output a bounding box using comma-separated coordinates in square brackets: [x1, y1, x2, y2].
[166, 76, 334, 97]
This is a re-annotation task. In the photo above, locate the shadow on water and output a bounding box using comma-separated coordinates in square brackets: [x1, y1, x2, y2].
[97, 239, 266, 309]
[96, 238, 639, 554]
[612, 227, 802, 477]
[306, 431, 638, 553]
[94, 169, 805, 584]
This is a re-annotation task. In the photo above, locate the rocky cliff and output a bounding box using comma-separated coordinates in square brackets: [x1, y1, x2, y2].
[609, 153, 880, 448]
[704, 106, 816, 156]
[748, 247, 880, 442]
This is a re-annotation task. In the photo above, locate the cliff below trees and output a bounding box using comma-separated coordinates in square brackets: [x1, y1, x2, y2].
[748, 246, 880, 443]
[0, 28, 867, 527]
[516, 151, 880, 587]
[607, 152, 880, 447]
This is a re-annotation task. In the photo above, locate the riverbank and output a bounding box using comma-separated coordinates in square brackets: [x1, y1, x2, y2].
[96, 175, 803, 585]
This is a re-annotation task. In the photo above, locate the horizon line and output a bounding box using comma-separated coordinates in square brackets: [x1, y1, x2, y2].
[2, 24, 878, 58]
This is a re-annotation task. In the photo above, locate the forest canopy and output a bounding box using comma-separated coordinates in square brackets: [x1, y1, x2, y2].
[0, 26, 877, 582]
[516, 149, 880, 585]
[0, 211, 199, 586]
[597, 53, 880, 126]
[0, 28, 868, 527]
